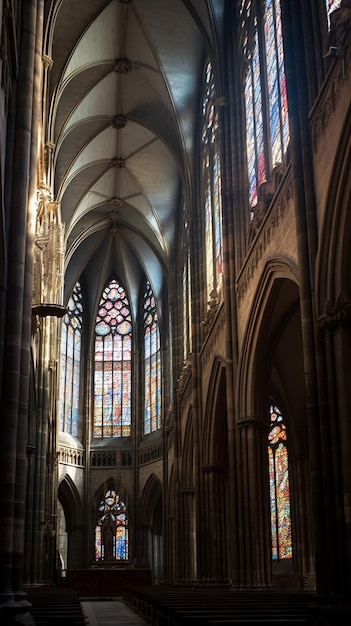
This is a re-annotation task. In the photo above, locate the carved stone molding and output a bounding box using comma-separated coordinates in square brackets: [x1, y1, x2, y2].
[177, 358, 192, 394]
[200, 303, 225, 370]
[237, 168, 293, 303]
[33, 185, 65, 308]
[312, 17, 351, 152]
[59, 446, 84, 467]
[114, 58, 132, 74]
[111, 157, 126, 169]
[109, 197, 122, 209]
[42, 54, 53, 71]
[317, 294, 351, 330]
[138, 442, 162, 466]
[111, 115, 128, 129]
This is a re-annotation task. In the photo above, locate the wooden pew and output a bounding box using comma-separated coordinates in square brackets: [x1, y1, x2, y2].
[123, 587, 313, 625]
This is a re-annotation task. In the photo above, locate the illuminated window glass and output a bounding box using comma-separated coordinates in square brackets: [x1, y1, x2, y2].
[94, 279, 132, 438]
[241, 0, 289, 208]
[183, 201, 192, 359]
[59, 282, 82, 435]
[326, 0, 341, 28]
[143, 281, 161, 434]
[268, 405, 292, 560]
[326, 0, 341, 14]
[201, 60, 223, 297]
[95, 490, 128, 561]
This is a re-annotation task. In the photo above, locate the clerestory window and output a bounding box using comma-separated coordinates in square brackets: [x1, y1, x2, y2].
[201, 60, 223, 299]
[59, 282, 82, 436]
[241, 0, 289, 208]
[143, 281, 161, 434]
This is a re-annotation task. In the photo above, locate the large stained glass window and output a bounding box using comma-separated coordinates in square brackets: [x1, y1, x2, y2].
[201, 60, 223, 298]
[241, 0, 289, 208]
[94, 279, 132, 438]
[268, 405, 292, 560]
[59, 282, 82, 435]
[95, 489, 128, 561]
[143, 281, 161, 434]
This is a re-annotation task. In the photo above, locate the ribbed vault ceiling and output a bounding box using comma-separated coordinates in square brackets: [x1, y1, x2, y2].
[45, 0, 225, 321]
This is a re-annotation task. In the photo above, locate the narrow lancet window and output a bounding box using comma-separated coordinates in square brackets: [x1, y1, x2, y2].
[268, 405, 292, 560]
[201, 60, 223, 298]
[143, 281, 161, 434]
[241, 0, 289, 208]
[59, 282, 82, 436]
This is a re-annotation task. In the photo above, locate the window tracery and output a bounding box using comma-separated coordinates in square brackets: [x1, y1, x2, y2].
[241, 0, 289, 209]
[94, 489, 128, 561]
[94, 279, 132, 438]
[201, 60, 223, 299]
[59, 282, 82, 436]
[268, 404, 292, 560]
[143, 281, 161, 434]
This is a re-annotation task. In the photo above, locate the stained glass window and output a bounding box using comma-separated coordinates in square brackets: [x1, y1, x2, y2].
[268, 405, 292, 560]
[241, 0, 289, 208]
[94, 279, 132, 438]
[94, 490, 129, 561]
[182, 201, 192, 360]
[201, 60, 223, 298]
[59, 282, 82, 435]
[326, 0, 341, 28]
[143, 281, 161, 434]
[326, 0, 341, 14]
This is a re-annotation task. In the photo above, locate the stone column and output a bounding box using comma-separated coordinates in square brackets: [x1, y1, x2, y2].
[0, 1, 42, 624]
[198, 464, 230, 586]
[311, 298, 351, 621]
[179, 488, 196, 584]
[236, 417, 273, 588]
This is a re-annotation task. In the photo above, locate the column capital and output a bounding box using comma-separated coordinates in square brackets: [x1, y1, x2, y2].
[317, 294, 351, 331]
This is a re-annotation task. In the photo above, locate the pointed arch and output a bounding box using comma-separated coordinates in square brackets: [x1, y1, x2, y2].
[93, 278, 132, 438]
[200, 359, 229, 584]
[179, 410, 197, 582]
[237, 258, 313, 585]
[143, 280, 161, 434]
[139, 474, 163, 573]
[92, 479, 130, 562]
[316, 107, 351, 312]
[237, 258, 301, 423]
[202, 359, 228, 468]
[58, 475, 84, 570]
[59, 281, 83, 436]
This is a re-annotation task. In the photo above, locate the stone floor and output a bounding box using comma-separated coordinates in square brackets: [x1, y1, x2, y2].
[81, 598, 148, 626]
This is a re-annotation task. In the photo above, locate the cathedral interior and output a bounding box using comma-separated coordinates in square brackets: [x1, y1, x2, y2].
[1, 1, 351, 624]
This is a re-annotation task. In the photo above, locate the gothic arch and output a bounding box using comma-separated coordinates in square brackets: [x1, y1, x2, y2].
[139, 475, 163, 575]
[236, 258, 314, 588]
[199, 360, 229, 584]
[237, 258, 301, 426]
[316, 105, 351, 311]
[179, 410, 197, 582]
[181, 409, 194, 487]
[58, 475, 84, 570]
[202, 358, 228, 468]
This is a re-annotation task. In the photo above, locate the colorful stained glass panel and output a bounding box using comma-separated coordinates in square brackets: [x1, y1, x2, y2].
[268, 405, 292, 560]
[93, 280, 132, 438]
